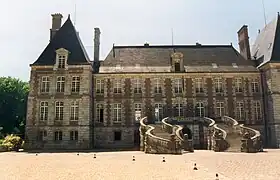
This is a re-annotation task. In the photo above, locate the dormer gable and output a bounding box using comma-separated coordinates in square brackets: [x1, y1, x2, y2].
[53, 48, 70, 70]
[171, 52, 184, 72]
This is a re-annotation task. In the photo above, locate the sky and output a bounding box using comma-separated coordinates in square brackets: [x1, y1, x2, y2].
[0, 0, 279, 81]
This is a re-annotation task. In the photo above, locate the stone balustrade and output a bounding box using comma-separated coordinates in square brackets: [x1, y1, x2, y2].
[139, 117, 182, 154]
[239, 124, 262, 153]
[162, 117, 175, 134]
[222, 116, 239, 134]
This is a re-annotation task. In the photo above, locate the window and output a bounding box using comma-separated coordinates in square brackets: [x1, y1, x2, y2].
[174, 104, 183, 117]
[212, 63, 218, 68]
[195, 78, 204, 93]
[41, 76, 50, 93]
[232, 63, 238, 68]
[251, 79, 259, 93]
[54, 131, 63, 141]
[155, 103, 163, 122]
[174, 79, 183, 93]
[134, 103, 142, 121]
[71, 76, 80, 93]
[113, 103, 121, 122]
[216, 101, 224, 117]
[134, 79, 142, 93]
[56, 76, 65, 93]
[114, 79, 122, 94]
[70, 101, 79, 121]
[96, 79, 104, 94]
[236, 101, 244, 120]
[70, 131, 78, 141]
[253, 101, 261, 121]
[195, 102, 205, 117]
[154, 78, 162, 94]
[55, 101, 64, 120]
[235, 78, 243, 93]
[40, 101, 48, 121]
[114, 131, 122, 141]
[58, 55, 66, 68]
[214, 78, 223, 93]
[174, 62, 181, 72]
[38, 130, 47, 141]
[96, 104, 104, 123]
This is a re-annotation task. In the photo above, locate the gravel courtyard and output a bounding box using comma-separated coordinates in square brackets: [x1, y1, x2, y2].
[1, 150, 280, 180]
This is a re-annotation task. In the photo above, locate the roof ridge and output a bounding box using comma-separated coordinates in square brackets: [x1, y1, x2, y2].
[113, 45, 232, 49]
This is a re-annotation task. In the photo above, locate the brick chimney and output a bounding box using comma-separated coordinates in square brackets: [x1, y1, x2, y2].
[50, 13, 63, 41]
[237, 25, 251, 60]
[93, 28, 101, 72]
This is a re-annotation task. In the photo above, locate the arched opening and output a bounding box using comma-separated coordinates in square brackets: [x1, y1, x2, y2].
[182, 125, 192, 139]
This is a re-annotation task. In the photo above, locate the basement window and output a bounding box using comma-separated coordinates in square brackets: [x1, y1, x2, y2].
[232, 63, 238, 68]
[212, 63, 218, 68]
[114, 131, 122, 141]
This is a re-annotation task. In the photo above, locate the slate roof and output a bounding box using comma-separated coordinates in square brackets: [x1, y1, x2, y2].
[99, 45, 258, 73]
[251, 13, 280, 67]
[31, 16, 91, 66]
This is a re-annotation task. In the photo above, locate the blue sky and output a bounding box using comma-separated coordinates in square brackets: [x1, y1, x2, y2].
[0, 0, 279, 81]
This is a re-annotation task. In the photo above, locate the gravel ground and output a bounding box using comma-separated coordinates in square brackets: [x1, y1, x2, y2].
[0, 149, 279, 180]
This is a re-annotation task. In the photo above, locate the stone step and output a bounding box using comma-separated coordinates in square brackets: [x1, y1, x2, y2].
[149, 124, 173, 140]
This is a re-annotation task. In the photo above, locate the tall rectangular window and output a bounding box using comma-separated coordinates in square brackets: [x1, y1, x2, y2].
[253, 101, 261, 121]
[235, 78, 243, 93]
[214, 78, 223, 93]
[155, 103, 163, 122]
[113, 103, 121, 122]
[55, 101, 64, 120]
[96, 104, 104, 123]
[70, 131, 78, 141]
[40, 101, 48, 121]
[195, 78, 204, 93]
[56, 76, 65, 93]
[96, 79, 104, 94]
[216, 101, 224, 117]
[134, 79, 142, 93]
[114, 79, 122, 94]
[58, 55, 66, 68]
[54, 131, 63, 141]
[174, 104, 183, 117]
[71, 76, 80, 93]
[134, 103, 142, 121]
[236, 101, 244, 120]
[70, 101, 79, 120]
[41, 76, 50, 93]
[251, 79, 259, 93]
[154, 78, 162, 94]
[174, 79, 183, 93]
[195, 102, 205, 117]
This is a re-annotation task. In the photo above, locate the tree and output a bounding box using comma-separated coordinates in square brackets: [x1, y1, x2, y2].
[0, 77, 29, 137]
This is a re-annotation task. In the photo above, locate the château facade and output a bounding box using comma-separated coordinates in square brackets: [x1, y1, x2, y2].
[25, 13, 280, 150]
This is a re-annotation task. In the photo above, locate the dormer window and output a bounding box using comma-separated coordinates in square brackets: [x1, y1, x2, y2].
[58, 55, 66, 68]
[54, 48, 69, 70]
[171, 52, 184, 72]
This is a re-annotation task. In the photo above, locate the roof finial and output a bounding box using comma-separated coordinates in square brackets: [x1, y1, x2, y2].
[278, 12, 279, 16]
[230, 42, 233, 46]
[68, 14, 71, 19]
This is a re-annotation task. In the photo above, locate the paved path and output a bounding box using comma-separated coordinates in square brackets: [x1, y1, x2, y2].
[0, 150, 279, 180]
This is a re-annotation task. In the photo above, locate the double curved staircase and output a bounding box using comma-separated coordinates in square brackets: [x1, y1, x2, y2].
[139, 116, 262, 154]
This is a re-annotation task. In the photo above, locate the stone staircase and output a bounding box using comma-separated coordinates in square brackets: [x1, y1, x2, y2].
[151, 124, 173, 140]
[217, 123, 242, 152]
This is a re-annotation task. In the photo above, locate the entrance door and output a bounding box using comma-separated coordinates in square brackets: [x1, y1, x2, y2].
[134, 129, 140, 150]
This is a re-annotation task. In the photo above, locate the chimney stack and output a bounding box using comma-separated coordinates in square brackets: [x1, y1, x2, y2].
[50, 13, 63, 41]
[237, 25, 251, 60]
[93, 28, 101, 72]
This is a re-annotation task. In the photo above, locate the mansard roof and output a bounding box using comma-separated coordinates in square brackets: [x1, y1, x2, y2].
[100, 44, 258, 73]
[251, 13, 280, 67]
[31, 16, 90, 66]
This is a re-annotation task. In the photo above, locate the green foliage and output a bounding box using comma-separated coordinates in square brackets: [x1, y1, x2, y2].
[0, 77, 29, 136]
[1, 134, 23, 151]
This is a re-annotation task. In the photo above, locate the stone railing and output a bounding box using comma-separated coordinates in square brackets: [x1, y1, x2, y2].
[212, 123, 229, 152]
[139, 117, 182, 154]
[162, 117, 175, 134]
[239, 124, 262, 153]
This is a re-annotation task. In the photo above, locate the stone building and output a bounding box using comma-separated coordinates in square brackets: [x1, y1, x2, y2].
[25, 13, 280, 150]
